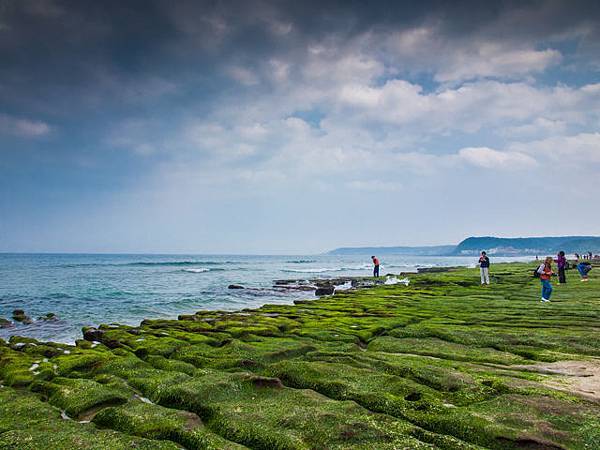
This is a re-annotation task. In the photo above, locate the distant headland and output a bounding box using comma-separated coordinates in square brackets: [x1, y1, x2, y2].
[328, 236, 600, 257]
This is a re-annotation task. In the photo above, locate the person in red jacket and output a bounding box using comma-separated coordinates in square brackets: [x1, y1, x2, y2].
[536, 256, 554, 302]
[371, 256, 380, 277]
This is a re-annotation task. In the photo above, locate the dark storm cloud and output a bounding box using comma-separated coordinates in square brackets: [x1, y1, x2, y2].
[0, 0, 598, 144]
[0, 0, 598, 116]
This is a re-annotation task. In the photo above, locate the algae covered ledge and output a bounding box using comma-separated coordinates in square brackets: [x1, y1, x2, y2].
[1, 262, 599, 449]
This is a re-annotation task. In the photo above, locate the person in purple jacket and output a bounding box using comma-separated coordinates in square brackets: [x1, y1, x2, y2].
[555, 250, 567, 284]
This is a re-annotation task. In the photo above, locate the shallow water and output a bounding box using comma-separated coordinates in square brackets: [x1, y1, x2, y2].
[0, 253, 531, 343]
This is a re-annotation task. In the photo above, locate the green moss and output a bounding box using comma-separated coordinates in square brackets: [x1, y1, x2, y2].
[368, 336, 527, 365]
[93, 400, 246, 449]
[145, 355, 197, 375]
[31, 377, 130, 418]
[1, 262, 599, 448]
[0, 387, 178, 449]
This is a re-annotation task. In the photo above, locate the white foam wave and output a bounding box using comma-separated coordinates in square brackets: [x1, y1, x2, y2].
[385, 276, 410, 286]
[182, 268, 210, 273]
[334, 281, 353, 291]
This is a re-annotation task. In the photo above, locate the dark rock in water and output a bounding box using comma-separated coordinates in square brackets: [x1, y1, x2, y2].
[12, 309, 33, 324]
[39, 313, 58, 321]
[12, 310, 26, 320]
[0, 318, 14, 329]
[315, 286, 335, 296]
[228, 284, 245, 289]
[273, 284, 316, 291]
[274, 279, 308, 285]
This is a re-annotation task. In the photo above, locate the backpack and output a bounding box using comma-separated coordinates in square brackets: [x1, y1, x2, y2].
[532, 264, 544, 278]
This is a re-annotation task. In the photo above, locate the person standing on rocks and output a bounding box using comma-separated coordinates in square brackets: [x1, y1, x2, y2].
[371, 256, 380, 277]
[537, 257, 554, 302]
[555, 251, 567, 284]
[478, 251, 490, 285]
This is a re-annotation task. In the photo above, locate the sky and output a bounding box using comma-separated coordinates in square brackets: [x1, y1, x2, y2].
[0, 0, 599, 254]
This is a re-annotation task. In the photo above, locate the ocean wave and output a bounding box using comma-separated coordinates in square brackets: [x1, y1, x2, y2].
[285, 259, 317, 264]
[127, 261, 237, 267]
[281, 265, 371, 273]
[181, 267, 227, 273]
[57, 260, 240, 268]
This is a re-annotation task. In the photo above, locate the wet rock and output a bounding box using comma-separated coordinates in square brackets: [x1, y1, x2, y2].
[82, 328, 123, 349]
[228, 284, 245, 289]
[12, 309, 32, 323]
[39, 313, 58, 321]
[274, 279, 306, 285]
[12, 310, 33, 324]
[82, 327, 105, 342]
[178, 314, 198, 321]
[0, 318, 14, 328]
[315, 286, 335, 296]
[273, 284, 316, 291]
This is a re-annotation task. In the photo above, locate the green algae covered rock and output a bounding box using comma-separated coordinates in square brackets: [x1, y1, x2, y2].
[0, 387, 178, 449]
[0, 262, 599, 449]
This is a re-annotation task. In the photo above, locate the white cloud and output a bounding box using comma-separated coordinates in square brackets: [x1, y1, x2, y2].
[436, 46, 562, 83]
[0, 114, 51, 138]
[457, 147, 537, 169]
[329, 79, 600, 135]
[384, 24, 562, 82]
[499, 117, 567, 139]
[510, 132, 600, 164]
[96, 20, 600, 196]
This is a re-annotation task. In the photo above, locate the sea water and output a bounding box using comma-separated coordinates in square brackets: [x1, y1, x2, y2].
[0, 253, 531, 343]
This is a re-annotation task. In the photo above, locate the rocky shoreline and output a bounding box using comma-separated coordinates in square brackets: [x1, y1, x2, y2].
[233, 266, 453, 297]
[1, 262, 599, 449]
[0, 266, 453, 335]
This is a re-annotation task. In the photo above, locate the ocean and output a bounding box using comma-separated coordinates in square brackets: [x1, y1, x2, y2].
[0, 253, 531, 343]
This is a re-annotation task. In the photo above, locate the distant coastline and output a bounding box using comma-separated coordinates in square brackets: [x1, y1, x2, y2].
[328, 235, 600, 257]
